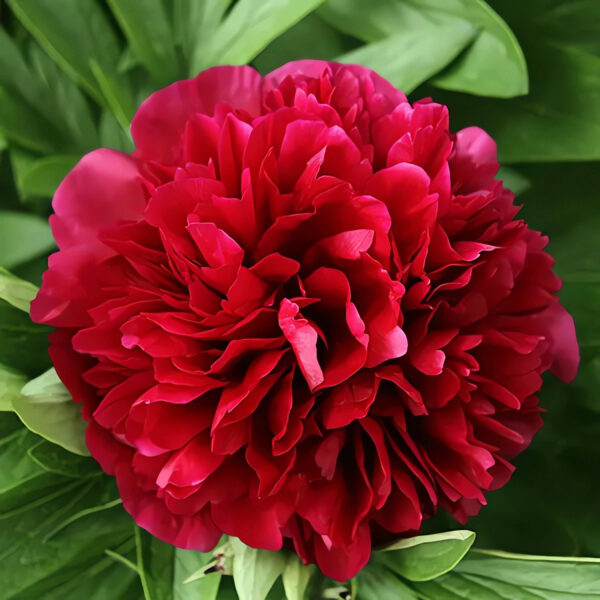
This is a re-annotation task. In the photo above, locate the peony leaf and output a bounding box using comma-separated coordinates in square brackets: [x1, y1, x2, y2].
[175, 0, 233, 75]
[253, 13, 347, 75]
[89, 60, 136, 135]
[0, 453, 136, 600]
[13, 368, 89, 456]
[105, 0, 182, 86]
[431, 42, 600, 162]
[6, 0, 132, 121]
[230, 537, 287, 600]
[337, 16, 476, 94]
[0, 211, 54, 270]
[202, 0, 327, 68]
[135, 528, 222, 600]
[497, 166, 530, 197]
[410, 550, 600, 599]
[28, 439, 98, 478]
[99, 111, 135, 153]
[320, 0, 528, 98]
[135, 527, 175, 600]
[11, 154, 78, 200]
[0, 268, 38, 313]
[0, 298, 51, 377]
[28, 42, 98, 152]
[0, 364, 26, 412]
[378, 530, 476, 581]
[282, 553, 316, 600]
[429, 0, 528, 97]
[174, 548, 221, 600]
[0, 30, 66, 153]
[356, 563, 419, 600]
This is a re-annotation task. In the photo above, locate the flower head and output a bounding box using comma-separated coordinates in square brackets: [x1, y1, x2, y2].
[32, 60, 578, 581]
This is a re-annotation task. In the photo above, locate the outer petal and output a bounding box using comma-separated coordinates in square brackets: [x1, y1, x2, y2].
[50, 149, 147, 251]
[131, 66, 262, 164]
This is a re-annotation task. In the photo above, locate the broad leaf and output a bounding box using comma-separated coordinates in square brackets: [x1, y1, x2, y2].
[175, 548, 222, 600]
[13, 368, 89, 456]
[282, 553, 315, 600]
[254, 13, 348, 74]
[28, 439, 98, 478]
[175, 0, 233, 75]
[411, 550, 600, 599]
[99, 111, 135, 153]
[379, 530, 475, 581]
[6, 0, 129, 114]
[0, 267, 38, 312]
[0, 210, 54, 269]
[28, 42, 98, 152]
[497, 166, 530, 196]
[202, 0, 327, 68]
[0, 472, 134, 599]
[89, 60, 136, 134]
[0, 364, 26, 411]
[320, 0, 527, 97]
[106, 0, 181, 86]
[12, 154, 78, 200]
[0, 29, 66, 152]
[429, 0, 528, 97]
[135, 528, 221, 600]
[338, 16, 476, 94]
[0, 299, 52, 376]
[231, 537, 287, 600]
[135, 528, 175, 600]
[356, 563, 419, 600]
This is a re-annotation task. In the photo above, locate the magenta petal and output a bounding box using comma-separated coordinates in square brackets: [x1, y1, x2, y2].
[132, 65, 262, 164]
[278, 299, 324, 390]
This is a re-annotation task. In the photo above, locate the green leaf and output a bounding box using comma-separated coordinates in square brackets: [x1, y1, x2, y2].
[0, 299, 52, 376]
[337, 17, 476, 94]
[253, 14, 348, 74]
[13, 368, 89, 456]
[0, 29, 66, 153]
[411, 550, 600, 599]
[203, 0, 327, 68]
[379, 530, 475, 581]
[431, 43, 600, 162]
[497, 166, 530, 196]
[28, 42, 98, 152]
[0, 210, 54, 269]
[320, 0, 527, 98]
[135, 527, 175, 600]
[106, 0, 181, 86]
[89, 60, 136, 135]
[6, 0, 127, 110]
[99, 111, 135, 153]
[429, 0, 528, 97]
[12, 154, 78, 199]
[28, 439, 98, 478]
[282, 553, 315, 600]
[355, 563, 419, 600]
[0, 364, 26, 411]
[0, 472, 134, 599]
[0, 267, 38, 312]
[175, 548, 221, 600]
[175, 0, 233, 75]
[231, 537, 287, 600]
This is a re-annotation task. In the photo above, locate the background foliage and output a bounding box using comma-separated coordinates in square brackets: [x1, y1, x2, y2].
[0, 0, 598, 598]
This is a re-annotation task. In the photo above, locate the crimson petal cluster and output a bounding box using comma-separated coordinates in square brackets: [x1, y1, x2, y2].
[31, 60, 578, 581]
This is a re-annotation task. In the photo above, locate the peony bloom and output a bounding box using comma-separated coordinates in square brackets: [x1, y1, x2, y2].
[31, 60, 578, 581]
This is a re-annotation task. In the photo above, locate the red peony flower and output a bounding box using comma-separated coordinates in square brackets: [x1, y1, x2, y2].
[31, 60, 579, 581]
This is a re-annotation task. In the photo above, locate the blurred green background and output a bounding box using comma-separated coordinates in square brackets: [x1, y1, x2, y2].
[0, 0, 598, 598]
